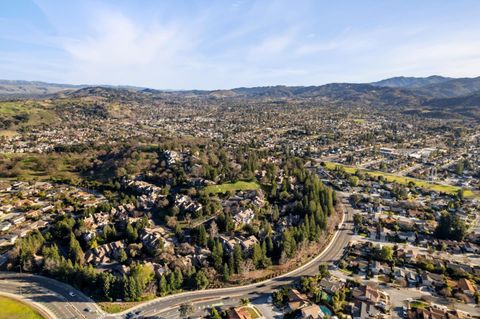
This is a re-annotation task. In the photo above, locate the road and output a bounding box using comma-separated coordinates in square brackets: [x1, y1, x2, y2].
[0, 193, 354, 319]
[0, 271, 106, 319]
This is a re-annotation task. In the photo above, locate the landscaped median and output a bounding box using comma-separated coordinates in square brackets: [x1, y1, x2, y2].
[323, 161, 478, 198]
[0, 295, 48, 319]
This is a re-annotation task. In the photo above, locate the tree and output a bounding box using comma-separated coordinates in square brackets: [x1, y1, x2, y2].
[174, 268, 184, 290]
[179, 303, 194, 318]
[197, 224, 208, 247]
[99, 272, 115, 301]
[222, 263, 230, 282]
[348, 175, 359, 187]
[233, 244, 243, 274]
[68, 233, 84, 265]
[209, 220, 218, 238]
[118, 249, 128, 263]
[103, 224, 117, 242]
[318, 263, 330, 278]
[252, 243, 263, 269]
[194, 270, 209, 290]
[376, 245, 393, 262]
[159, 275, 168, 295]
[281, 230, 296, 258]
[435, 212, 467, 241]
[210, 307, 222, 319]
[126, 223, 138, 243]
[240, 297, 249, 306]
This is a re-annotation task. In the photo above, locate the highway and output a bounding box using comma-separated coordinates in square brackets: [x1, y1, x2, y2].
[0, 193, 354, 319]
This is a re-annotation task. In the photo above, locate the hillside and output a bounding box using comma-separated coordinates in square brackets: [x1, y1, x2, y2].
[418, 77, 480, 98]
[371, 75, 451, 89]
[0, 80, 83, 98]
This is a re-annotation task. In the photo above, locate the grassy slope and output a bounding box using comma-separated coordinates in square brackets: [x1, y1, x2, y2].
[0, 101, 57, 128]
[203, 181, 260, 194]
[0, 153, 82, 182]
[0, 296, 45, 319]
[323, 161, 476, 197]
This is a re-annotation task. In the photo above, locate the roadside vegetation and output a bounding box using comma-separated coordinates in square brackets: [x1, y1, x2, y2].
[0, 296, 45, 319]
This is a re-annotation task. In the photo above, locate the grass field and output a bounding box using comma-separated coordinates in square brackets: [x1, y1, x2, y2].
[0, 101, 57, 129]
[0, 153, 82, 182]
[0, 296, 45, 319]
[323, 161, 476, 197]
[203, 181, 260, 194]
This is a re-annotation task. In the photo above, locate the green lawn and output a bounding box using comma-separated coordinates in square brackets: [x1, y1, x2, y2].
[0, 296, 45, 319]
[203, 181, 260, 194]
[323, 161, 476, 197]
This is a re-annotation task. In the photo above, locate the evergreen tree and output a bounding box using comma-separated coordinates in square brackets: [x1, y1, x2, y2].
[233, 244, 243, 274]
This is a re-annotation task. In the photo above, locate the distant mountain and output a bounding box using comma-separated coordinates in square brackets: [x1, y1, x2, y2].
[0, 80, 146, 99]
[422, 91, 480, 119]
[372, 76, 451, 89]
[418, 76, 480, 98]
[373, 75, 480, 98]
[0, 80, 83, 97]
[425, 91, 480, 108]
[202, 83, 424, 106]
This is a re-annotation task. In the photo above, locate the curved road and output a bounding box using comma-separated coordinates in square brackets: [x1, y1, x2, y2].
[0, 193, 354, 319]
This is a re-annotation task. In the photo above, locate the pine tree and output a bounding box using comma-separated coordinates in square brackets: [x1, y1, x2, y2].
[233, 244, 243, 274]
[222, 263, 230, 281]
[252, 243, 263, 268]
[198, 224, 208, 247]
[174, 268, 184, 290]
[159, 275, 168, 295]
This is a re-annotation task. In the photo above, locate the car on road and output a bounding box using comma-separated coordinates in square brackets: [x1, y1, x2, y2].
[84, 307, 92, 312]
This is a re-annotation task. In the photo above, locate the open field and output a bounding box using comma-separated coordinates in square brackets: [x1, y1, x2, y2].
[0, 101, 57, 128]
[0, 153, 82, 182]
[0, 296, 45, 319]
[323, 161, 477, 198]
[203, 181, 260, 194]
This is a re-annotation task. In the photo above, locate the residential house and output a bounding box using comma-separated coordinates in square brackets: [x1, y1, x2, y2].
[319, 276, 345, 295]
[300, 304, 325, 319]
[457, 278, 476, 296]
[287, 289, 310, 311]
[352, 285, 390, 310]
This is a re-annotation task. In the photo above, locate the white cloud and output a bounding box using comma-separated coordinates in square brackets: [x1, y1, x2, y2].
[248, 30, 297, 61]
[59, 10, 200, 86]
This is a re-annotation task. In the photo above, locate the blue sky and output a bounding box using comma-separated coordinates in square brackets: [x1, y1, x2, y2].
[1, 0, 480, 89]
